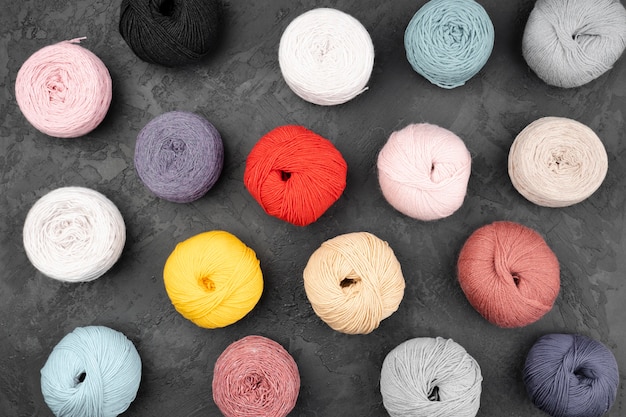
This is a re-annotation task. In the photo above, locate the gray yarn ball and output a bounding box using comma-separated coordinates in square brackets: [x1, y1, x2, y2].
[522, 0, 626, 88]
[380, 337, 483, 417]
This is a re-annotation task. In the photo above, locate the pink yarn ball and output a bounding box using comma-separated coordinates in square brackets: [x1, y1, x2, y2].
[15, 38, 112, 138]
[377, 123, 472, 221]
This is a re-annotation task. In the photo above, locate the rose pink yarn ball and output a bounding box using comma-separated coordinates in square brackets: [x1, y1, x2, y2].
[212, 335, 300, 417]
[15, 38, 112, 138]
[377, 123, 472, 221]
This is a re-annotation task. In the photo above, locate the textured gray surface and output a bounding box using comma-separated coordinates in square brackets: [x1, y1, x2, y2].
[1, 0, 625, 416]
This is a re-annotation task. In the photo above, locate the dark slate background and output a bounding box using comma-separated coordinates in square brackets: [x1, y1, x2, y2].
[1, 0, 625, 416]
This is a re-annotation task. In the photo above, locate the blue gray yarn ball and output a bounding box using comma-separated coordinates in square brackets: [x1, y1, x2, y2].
[404, 0, 495, 89]
[40, 326, 142, 417]
[523, 0, 626, 88]
[523, 334, 619, 417]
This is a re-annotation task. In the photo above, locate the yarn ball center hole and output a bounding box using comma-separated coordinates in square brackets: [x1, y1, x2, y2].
[75, 372, 86, 385]
[200, 276, 216, 292]
[157, 0, 176, 16]
[512, 273, 520, 287]
[428, 385, 440, 401]
[280, 171, 291, 181]
[573, 366, 595, 382]
[340, 276, 360, 293]
[243, 372, 269, 392]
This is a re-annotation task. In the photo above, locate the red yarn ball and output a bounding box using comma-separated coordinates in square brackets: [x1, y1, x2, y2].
[212, 335, 300, 417]
[244, 125, 347, 226]
[457, 221, 560, 328]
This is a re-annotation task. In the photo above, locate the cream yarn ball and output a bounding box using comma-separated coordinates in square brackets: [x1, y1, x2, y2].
[508, 117, 608, 207]
[278, 8, 375, 106]
[377, 123, 472, 221]
[23, 187, 126, 282]
[303, 232, 405, 335]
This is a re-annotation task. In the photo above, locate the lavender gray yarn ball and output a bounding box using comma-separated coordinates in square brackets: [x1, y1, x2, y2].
[134, 111, 224, 203]
[523, 334, 619, 417]
[522, 0, 626, 88]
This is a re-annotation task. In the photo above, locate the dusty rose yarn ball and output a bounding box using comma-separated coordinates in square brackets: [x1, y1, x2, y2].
[377, 123, 472, 221]
[212, 335, 300, 417]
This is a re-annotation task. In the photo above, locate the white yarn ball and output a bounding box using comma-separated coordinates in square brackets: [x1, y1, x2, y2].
[23, 187, 126, 282]
[278, 8, 375, 106]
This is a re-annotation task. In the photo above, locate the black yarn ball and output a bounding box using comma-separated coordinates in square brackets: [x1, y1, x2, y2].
[119, 0, 223, 67]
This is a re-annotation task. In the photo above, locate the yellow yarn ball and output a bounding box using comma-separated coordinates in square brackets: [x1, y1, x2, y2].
[163, 231, 263, 329]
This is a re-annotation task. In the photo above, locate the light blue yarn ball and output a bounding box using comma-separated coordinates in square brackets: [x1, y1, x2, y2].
[404, 0, 495, 89]
[41, 326, 142, 417]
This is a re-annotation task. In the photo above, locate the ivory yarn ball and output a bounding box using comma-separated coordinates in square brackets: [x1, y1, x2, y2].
[212, 335, 300, 417]
[279, 8, 375, 105]
[163, 230, 263, 328]
[15, 38, 112, 138]
[523, 0, 626, 88]
[23, 187, 126, 283]
[457, 221, 560, 328]
[523, 334, 619, 417]
[380, 337, 483, 417]
[303, 232, 405, 334]
[508, 117, 608, 208]
[377, 123, 472, 221]
[40, 326, 142, 417]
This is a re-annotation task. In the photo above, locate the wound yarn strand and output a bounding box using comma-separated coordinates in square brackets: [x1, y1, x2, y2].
[404, 0, 495, 89]
[119, 0, 223, 67]
[279, 8, 375, 105]
[508, 117, 608, 208]
[40, 326, 142, 417]
[380, 337, 483, 417]
[15, 38, 112, 138]
[523, 0, 626, 88]
[212, 335, 300, 417]
[134, 111, 224, 203]
[23, 187, 126, 283]
[303, 232, 405, 334]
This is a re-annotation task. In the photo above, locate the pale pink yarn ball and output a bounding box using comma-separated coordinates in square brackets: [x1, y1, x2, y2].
[15, 38, 112, 138]
[377, 123, 472, 221]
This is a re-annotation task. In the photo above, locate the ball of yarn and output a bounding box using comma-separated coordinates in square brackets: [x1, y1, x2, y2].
[134, 111, 224, 203]
[508, 117, 608, 208]
[523, 334, 619, 417]
[380, 337, 483, 417]
[40, 326, 142, 417]
[303, 232, 405, 334]
[119, 0, 222, 67]
[212, 335, 300, 417]
[457, 221, 560, 328]
[377, 123, 472, 221]
[23, 187, 126, 283]
[244, 125, 347, 226]
[278, 8, 375, 105]
[404, 0, 495, 89]
[163, 230, 263, 328]
[523, 0, 626, 88]
[15, 38, 112, 138]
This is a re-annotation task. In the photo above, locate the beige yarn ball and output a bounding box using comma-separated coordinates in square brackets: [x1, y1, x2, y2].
[508, 117, 608, 207]
[303, 232, 405, 335]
